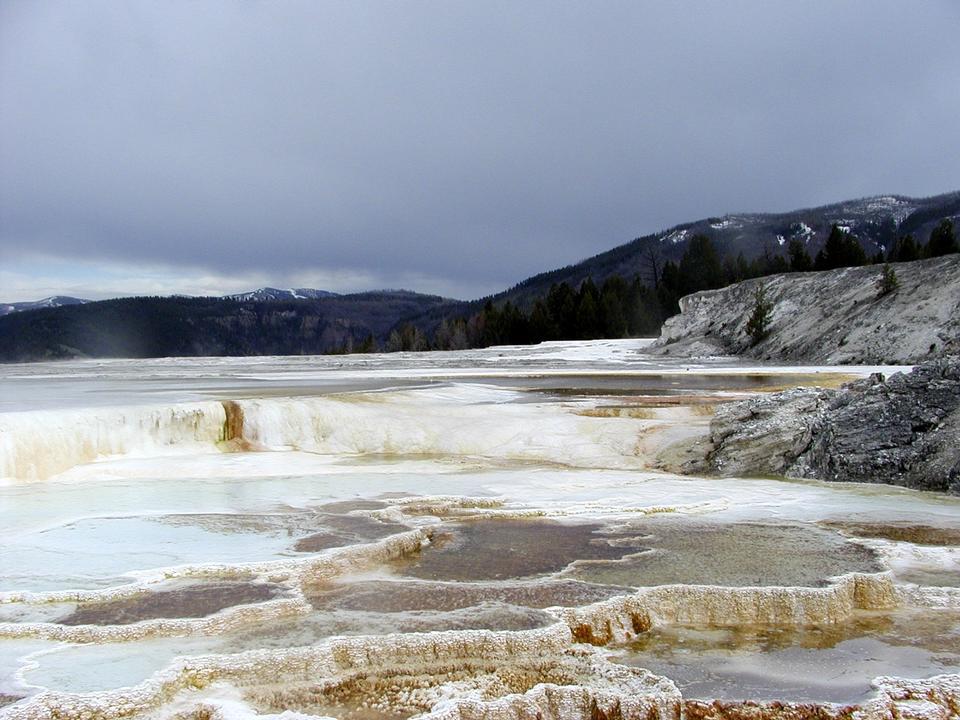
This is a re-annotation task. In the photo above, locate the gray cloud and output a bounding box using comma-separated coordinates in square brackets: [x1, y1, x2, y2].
[2, 0, 959, 299]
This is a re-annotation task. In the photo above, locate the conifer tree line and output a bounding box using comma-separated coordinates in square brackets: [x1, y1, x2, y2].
[374, 219, 957, 353]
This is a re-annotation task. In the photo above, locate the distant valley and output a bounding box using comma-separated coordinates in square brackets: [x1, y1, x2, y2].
[2, 190, 958, 361]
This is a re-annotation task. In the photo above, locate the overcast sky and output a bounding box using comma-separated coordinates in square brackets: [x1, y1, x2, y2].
[2, 1, 959, 302]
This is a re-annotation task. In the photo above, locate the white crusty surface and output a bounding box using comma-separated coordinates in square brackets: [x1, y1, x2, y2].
[651, 255, 960, 363]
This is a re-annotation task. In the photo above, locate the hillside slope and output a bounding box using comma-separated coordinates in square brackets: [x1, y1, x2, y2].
[649, 255, 960, 364]
[487, 191, 960, 310]
[405, 191, 960, 332]
[3, 190, 958, 361]
[0, 291, 447, 361]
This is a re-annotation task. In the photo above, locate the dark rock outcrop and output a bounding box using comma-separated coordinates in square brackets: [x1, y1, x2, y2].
[686, 359, 960, 494]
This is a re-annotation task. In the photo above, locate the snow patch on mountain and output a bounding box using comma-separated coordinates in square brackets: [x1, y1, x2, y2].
[0, 296, 88, 317]
[226, 287, 339, 302]
[661, 229, 689, 245]
[709, 218, 741, 231]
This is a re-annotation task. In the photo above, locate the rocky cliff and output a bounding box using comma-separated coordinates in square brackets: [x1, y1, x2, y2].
[650, 255, 960, 364]
[678, 359, 960, 494]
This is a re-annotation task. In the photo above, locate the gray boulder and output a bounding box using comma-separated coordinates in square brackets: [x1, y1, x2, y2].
[689, 359, 960, 494]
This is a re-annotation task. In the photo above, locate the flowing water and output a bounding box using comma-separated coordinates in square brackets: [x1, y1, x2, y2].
[0, 340, 957, 719]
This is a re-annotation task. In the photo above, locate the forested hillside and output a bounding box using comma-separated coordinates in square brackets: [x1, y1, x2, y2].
[2, 192, 957, 361]
[0, 292, 447, 361]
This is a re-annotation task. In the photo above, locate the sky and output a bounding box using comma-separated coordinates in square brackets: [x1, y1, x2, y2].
[1, 1, 959, 302]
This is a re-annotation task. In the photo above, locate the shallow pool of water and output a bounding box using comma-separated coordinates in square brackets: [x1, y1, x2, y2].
[613, 609, 960, 704]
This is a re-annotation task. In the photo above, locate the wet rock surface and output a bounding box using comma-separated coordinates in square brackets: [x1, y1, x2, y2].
[820, 522, 960, 546]
[293, 513, 409, 552]
[59, 581, 283, 626]
[567, 520, 882, 588]
[223, 602, 558, 645]
[240, 649, 679, 720]
[2, 348, 959, 718]
[394, 520, 647, 581]
[0, 694, 24, 709]
[614, 609, 960, 704]
[684, 359, 960, 493]
[305, 579, 633, 612]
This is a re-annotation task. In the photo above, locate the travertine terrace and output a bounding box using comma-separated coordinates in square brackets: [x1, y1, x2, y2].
[1, 341, 957, 719]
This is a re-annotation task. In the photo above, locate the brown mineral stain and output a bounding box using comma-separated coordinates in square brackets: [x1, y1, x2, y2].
[616, 608, 960, 704]
[820, 521, 960, 547]
[293, 514, 408, 552]
[394, 520, 648, 581]
[219, 400, 252, 450]
[316, 499, 389, 513]
[683, 699, 858, 720]
[247, 662, 581, 720]
[577, 407, 657, 419]
[59, 582, 282, 625]
[570, 520, 883, 588]
[0, 695, 25, 709]
[305, 578, 633, 613]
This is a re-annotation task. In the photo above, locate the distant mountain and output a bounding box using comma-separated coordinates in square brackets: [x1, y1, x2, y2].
[379, 191, 960, 337]
[484, 190, 960, 310]
[224, 287, 339, 302]
[0, 291, 448, 361]
[0, 289, 339, 317]
[2, 190, 957, 361]
[0, 296, 88, 317]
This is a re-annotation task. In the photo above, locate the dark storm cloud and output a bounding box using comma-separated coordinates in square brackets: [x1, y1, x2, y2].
[2, 1, 959, 297]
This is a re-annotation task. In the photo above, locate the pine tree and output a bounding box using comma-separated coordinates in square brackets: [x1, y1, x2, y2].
[657, 261, 681, 316]
[678, 234, 724, 295]
[528, 300, 557, 342]
[627, 278, 662, 336]
[575, 288, 601, 339]
[876, 264, 899, 297]
[546, 283, 577, 338]
[927, 219, 958, 257]
[745, 285, 772, 346]
[788, 239, 812, 271]
[600, 275, 629, 337]
[889, 234, 919, 262]
[814, 225, 867, 270]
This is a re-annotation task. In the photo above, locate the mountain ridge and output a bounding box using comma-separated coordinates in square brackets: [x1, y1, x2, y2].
[483, 189, 960, 310]
[0, 287, 342, 317]
[0, 290, 449, 362]
[0, 296, 88, 317]
[224, 287, 339, 303]
[399, 190, 960, 332]
[2, 189, 958, 360]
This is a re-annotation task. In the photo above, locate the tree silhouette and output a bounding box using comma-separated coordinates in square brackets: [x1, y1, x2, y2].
[814, 225, 867, 270]
[678, 234, 724, 295]
[927, 219, 958, 257]
[745, 285, 772, 346]
[876, 264, 899, 297]
[788, 239, 812, 271]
